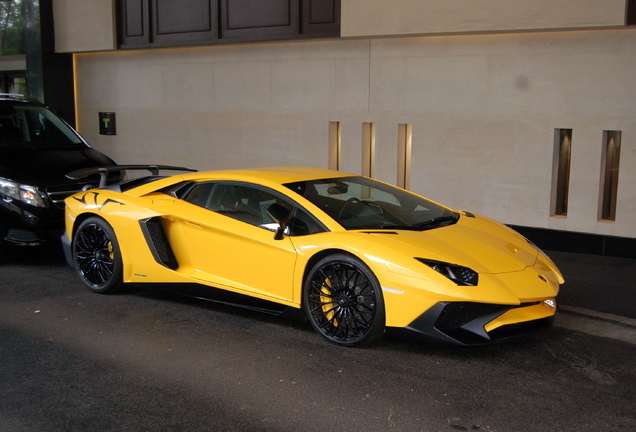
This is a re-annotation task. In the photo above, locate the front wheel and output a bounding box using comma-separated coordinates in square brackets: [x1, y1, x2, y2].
[303, 254, 385, 346]
[72, 217, 123, 294]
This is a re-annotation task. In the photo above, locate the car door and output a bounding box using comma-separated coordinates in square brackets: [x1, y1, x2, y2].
[174, 181, 302, 303]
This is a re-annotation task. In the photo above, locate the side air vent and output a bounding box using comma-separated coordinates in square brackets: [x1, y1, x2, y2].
[139, 217, 179, 270]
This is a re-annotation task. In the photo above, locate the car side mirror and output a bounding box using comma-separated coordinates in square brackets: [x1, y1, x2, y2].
[267, 203, 293, 240]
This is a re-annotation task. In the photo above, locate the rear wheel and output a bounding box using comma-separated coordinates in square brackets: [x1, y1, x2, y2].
[72, 217, 123, 293]
[303, 254, 385, 346]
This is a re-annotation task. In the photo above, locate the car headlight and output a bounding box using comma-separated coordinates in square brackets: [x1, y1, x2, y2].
[416, 258, 479, 286]
[0, 178, 47, 207]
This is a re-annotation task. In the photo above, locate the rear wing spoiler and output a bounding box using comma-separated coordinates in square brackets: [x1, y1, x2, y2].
[66, 165, 197, 187]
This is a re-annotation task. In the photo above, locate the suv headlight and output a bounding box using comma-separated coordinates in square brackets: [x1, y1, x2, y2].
[0, 178, 47, 207]
[416, 258, 479, 286]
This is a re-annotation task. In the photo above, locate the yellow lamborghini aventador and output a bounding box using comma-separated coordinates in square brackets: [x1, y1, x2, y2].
[62, 166, 563, 346]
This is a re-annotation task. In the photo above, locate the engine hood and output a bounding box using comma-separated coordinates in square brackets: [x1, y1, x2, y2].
[364, 214, 538, 274]
[0, 146, 115, 187]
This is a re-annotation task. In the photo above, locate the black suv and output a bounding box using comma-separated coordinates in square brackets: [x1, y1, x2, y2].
[0, 94, 117, 258]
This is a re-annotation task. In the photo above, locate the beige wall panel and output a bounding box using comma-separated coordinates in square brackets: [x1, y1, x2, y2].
[54, 0, 116, 52]
[373, 118, 399, 185]
[564, 54, 636, 118]
[301, 113, 332, 167]
[417, 169, 487, 215]
[335, 58, 370, 111]
[404, 56, 490, 113]
[337, 115, 364, 175]
[300, 39, 371, 60]
[213, 62, 271, 110]
[184, 111, 244, 158]
[271, 60, 336, 111]
[238, 42, 303, 62]
[488, 55, 569, 117]
[241, 113, 304, 162]
[371, 35, 449, 59]
[162, 63, 216, 110]
[74, 29, 636, 237]
[369, 57, 407, 113]
[342, 0, 627, 38]
[123, 67, 164, 109]
[512, 117, 556, 180]
[0, 56, 26, 71]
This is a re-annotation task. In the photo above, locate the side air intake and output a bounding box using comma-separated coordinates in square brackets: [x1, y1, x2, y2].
[139, 217, 179, 270]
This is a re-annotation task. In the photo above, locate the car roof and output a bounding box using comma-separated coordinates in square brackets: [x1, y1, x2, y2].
[118, 166, 356, 199]
[180, 166, 356, 185]
[0, 94, 42, 105]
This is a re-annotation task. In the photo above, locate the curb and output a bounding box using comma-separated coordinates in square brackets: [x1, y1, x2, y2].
[554, 306, 636, 345]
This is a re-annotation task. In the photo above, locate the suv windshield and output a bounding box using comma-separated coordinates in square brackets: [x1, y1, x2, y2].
[285, 176, 458, 231]
[0, 104, 83, 149]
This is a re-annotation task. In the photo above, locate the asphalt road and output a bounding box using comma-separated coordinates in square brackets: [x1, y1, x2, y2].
[1, 249, 635, 432]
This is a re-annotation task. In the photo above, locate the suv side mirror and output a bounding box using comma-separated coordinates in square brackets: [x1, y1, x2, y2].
[267, 203, 293, 240]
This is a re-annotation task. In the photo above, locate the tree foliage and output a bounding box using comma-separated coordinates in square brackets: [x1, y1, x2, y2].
[0, 0, 25, 55]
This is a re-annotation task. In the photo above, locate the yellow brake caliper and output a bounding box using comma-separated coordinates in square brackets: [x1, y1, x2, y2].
[321, 276, 338, 327]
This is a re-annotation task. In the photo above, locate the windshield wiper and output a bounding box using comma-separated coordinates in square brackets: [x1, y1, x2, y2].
[413, 213, 459, 230]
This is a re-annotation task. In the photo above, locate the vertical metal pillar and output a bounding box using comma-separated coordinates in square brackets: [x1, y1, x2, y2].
[22, 0, 75, 126]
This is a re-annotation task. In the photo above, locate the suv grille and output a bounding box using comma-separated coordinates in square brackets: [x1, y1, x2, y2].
[6, 229, 41, 244]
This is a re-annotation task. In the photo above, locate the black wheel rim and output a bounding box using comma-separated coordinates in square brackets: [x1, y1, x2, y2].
[75, 223, 116, 287]
[307, 261, 377, 343]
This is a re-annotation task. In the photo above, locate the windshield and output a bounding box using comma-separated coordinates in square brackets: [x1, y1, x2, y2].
[285, 176, 458, 230]
[0, 104, 84, 149]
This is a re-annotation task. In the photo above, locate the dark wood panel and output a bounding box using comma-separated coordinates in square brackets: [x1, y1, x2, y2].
[155, 0, 213, 34]
[118, 0, 149, 47]
[221, 0, 298, 41]
[628, 0, 636, 25]
[306, 0, 335, 24]
[301, 0, 339, 35]
[151, 0, 218, 45]
[124, 0, 144, 36]
[117, 0, 340, 48]
[226, 0, 291, 29]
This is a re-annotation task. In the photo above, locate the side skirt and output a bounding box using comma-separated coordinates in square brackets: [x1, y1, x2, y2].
[141, 282, 307, 322]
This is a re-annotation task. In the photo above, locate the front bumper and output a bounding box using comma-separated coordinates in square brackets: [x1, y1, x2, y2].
[1, 199, 64, 248]
[387, 300, 556, 346]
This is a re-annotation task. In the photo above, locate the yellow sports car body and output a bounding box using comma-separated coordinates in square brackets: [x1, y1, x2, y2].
[62, 166, 563, 346]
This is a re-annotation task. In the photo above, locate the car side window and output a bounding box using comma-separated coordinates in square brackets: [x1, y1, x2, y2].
[183, 181, 326, 236]
[183, 182, 215, 208]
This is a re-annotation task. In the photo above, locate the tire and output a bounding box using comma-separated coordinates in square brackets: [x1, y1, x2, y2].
[72, 217, 123, 294]
[303, 254, 385, 346]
